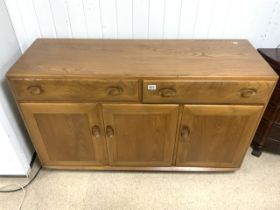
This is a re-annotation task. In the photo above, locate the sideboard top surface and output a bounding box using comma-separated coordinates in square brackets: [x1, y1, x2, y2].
[7, 39, 277, 80]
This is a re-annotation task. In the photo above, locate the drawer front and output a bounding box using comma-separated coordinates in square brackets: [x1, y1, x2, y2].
[255, 119, 269, 139]
[143, 80, 275, 104]
[10, 79, 139, 102]
[269, 63, 280, 74]
[268, 123, 280, 141]
[262, 104, 277, 121]
[270, 86, 280, 105]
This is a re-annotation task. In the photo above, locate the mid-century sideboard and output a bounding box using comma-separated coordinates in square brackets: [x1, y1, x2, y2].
[7, 39, 278, 172]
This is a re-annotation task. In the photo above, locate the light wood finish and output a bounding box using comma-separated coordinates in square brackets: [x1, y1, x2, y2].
[20, 103, 108, 166]
[10, 79, 139, 102]
[176, 105, 263, 168]
[143, 80, 275, 104]
[102, 104, 179, 166]
[7, 39, 277, 79]
[6, 39, 278, 172]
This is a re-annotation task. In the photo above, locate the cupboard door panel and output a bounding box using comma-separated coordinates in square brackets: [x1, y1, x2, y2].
[20, 103, 108, 166]
[103, 104, 179, 166]
[176, 105, 263, 168]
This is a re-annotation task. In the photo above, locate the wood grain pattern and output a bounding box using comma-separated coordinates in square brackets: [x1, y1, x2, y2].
[9, 79, 139, 102]
[102, 104, 179, 166]
[20, 103, 108, 166]
[176, 105, 263, 168]
[143, 80, 275, 104]
[6, 39, 278, 171]
[7, 39, 277, 79]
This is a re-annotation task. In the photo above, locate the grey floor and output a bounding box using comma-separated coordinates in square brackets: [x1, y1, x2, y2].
[0, 149, 280, 210]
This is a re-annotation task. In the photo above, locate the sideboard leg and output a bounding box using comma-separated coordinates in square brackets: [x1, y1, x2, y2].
[251, 143, 263, 157]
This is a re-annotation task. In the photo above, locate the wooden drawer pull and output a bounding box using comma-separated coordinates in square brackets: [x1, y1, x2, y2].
[107, 86, 123, 96]
[181, 126, 190, 141]
[106, 126, 114, 138]
[27, 86, 42, 95]
[240, 88, 257, 98]
[159, 88, 176, 97]
[91, 125, 101, 138]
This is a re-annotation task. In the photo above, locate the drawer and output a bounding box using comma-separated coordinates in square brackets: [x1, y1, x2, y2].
[262, 104, 277, 121]
[255, 119, 269, 139]
[270, 86, 280, 105]
[269, 63, 280, 73]
[143, 80, 275, 104]
[275, 111, 280, 124]
[268, 123, 280, 141]
[9, 79, 139, 102]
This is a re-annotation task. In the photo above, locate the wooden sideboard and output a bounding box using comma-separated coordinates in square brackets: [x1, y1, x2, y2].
[252, 48, 280, 156]
[6, 39, 278, 172]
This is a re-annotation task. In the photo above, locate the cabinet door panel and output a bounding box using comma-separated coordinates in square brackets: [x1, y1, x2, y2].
[20, 103, 108, 166]
[176, 105, 263, 168]
[103, 104, 179, 166]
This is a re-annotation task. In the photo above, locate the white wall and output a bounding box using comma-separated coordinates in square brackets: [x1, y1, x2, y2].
[4, 0, 280, 53]
[1, 0, 280, 174]
[0, 0, 34, 175]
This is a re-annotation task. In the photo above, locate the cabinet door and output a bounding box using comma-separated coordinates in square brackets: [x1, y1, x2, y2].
[176, 105, 263, 168]
[20, 103, 108, 166]
[103, 104, 179, 166]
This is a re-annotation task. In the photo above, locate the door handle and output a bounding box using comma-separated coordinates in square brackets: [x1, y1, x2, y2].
[181, 126, 190, 141]
[27, 85, 42, 95]
[240, 88, 256, 98]
[107, 86, 123, 96]
[159, 88, 176, 97]
[91, 125, 101, 138]
[106, 125, 114, 138]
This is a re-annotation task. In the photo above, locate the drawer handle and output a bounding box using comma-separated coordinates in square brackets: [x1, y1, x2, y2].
[107, 87, 123, 96]
[91, 125, 101, 138]
[106, 126, 114, 138]
[27, 86, 42, 95]
[181, 126, 190, 141]
[159, 88, 176, 97]
[240, 88, 257, 98]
